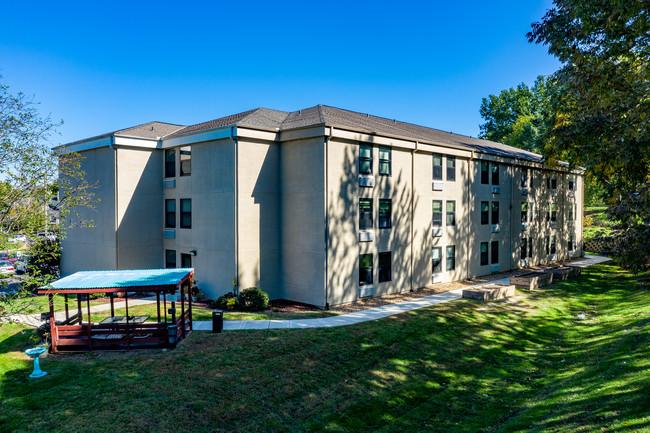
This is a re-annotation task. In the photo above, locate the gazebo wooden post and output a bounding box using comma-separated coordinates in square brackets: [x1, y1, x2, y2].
[48, 293, 56, 353]
[180, 285, 186, 339]
[109, 292, 115, 317]
[77, 294, 83, 324]
[156, 292, 161, 322]
[188, 286, 193, 331]
[87, 295, 92, 351]
[163, 293, 167, 323]
[64, 294, 69, 321]
[125, 292, 130, 350]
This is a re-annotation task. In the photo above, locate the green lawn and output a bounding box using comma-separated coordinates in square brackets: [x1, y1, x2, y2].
[1, 262, 649, 432]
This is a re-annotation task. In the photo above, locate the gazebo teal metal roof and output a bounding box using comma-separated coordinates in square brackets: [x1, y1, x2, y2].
[38, 268, 194, 294]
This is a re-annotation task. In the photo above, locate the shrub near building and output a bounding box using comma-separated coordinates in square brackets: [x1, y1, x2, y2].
[238, 287, 269, 311]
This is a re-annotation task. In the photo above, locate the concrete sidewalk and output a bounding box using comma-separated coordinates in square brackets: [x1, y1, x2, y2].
[194, 254, 611, 332]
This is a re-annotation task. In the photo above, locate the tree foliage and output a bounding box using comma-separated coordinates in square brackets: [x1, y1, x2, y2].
[0, 79, 95, 319]
[528, 0, 650, 271]
[479, 76, 554, 153]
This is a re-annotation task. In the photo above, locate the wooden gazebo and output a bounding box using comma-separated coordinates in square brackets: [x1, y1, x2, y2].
[38, 268, 194, 353]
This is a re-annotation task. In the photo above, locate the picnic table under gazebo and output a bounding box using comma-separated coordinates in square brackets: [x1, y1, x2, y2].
[38, 268, 194, 353]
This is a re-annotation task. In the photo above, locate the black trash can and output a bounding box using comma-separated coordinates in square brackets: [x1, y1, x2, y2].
[212, 310, 224, 333]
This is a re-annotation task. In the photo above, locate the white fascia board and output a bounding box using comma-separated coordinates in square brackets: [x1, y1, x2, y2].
[54, 136, 113, 155]
[113, 136, 160, 149]
[162, 126, 235, 148]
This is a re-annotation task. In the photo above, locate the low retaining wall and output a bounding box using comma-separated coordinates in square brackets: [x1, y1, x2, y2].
[510, 272, 554, 290]
[462, 284, 516, 301]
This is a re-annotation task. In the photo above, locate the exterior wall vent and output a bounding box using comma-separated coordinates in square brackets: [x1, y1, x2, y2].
[549, 254, 557, 261]
[359, 175, 375, 188]
[432, 227, 443, 237]
[432, 181, 444, 191]
[359, 231, 375, 242]
[491, 224, 500, 233]
[491, 186, 501, 194]
[163, 229, 176, 239]
[163, 179, 176, 189]
[359, 286, 374, 297]
[432, 274, 443, 284]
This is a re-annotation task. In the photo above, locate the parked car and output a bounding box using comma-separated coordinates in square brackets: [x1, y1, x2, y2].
[0, 260, 16, 275]
[8, 234, 27, 244]
[36, 231, 57, 241]
[15, 260, 28, 274]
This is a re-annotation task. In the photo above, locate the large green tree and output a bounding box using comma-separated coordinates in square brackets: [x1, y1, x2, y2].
[0, 79, 95, 319]
[479, 75, 554, 153]
[528, 0, 650, 271]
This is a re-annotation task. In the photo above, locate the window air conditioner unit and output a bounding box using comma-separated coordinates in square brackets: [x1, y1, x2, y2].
[163, 179, 176, 189]
[163, 229, 176, 239]
[569, 221, 575, 227]
[491, 264, 500, 272]
[491, 186, 501, 194]
[568, 191, 575, 197]
[359, 175, 375, 188]
[359, 231, 375, 242]
[432, 274, 443, 284]
[359, 286, 374, 297]
[520, 258, 529, 267]
[549, 254, 557, 261]
[521, 188, 529, 195]
[551, 190, 557, 197]
[521, 223, 528, 231]
[550, 221, 557, 228]
[432, 181, 444, 191]
[491, 224, 500, 233]
[432, 227, 443, 237]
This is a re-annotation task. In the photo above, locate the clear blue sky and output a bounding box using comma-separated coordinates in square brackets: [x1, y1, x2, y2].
[0, 0, 559, 147]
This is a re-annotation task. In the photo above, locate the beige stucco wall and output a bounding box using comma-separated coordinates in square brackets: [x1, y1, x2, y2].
[237, 138, 282, 298]
[162, 138, 237, 299]
[115, 147, 163, 270]
[61, 146, 117, 275]
[281, 136, 325, 306]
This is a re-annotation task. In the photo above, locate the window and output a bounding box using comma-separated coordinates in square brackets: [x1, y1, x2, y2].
[568, 203, 574, 221]
[446, 201, 456, 226]
[551, 235, 557, 254]
[546, 175, 551, 189]
[569, 179, 575, 191]
[546, 203, 551, 221]
[165, 199, 175, 228]
[180, 146, 191, 176]
[379, 146, 391, 176]
[378, 252, 391, 283]
[180, 199, 192, 229]
[359, 254, 373, 286]
[432, 247, 442, 274]
[181, 253, 192, 268]
[551, 177, 557, 189]
[568, 234, 575, 252]
[480, 242, 489, 266]
[379, 199, 391, 228]
[432, 200, 443, 227]
[546, 236, 550, 255]
[433, 154, 443, 180]
[521, 168, 529, 188]
[491, 241, 499, 264]
[521, 237, 528, 260]
[491, 201, 499, 225]
[360, 144, 372, 174]
[446, 245, 456, 271]
[165, 149, 175, 178]
[529, 238, 533, 258]
[521, 202, 529, 223]
[551, 203, 557, 222]
[359, 198, 373, 230]
[481, 161, 489, 184]
[492, 163, 499, 185]
[481, 201, 489, 225]
[446, 156, 456, 181]
[165, 249, 176, 268]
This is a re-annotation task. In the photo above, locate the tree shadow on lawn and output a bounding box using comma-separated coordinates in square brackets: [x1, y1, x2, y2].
[1, 264, 649, 433]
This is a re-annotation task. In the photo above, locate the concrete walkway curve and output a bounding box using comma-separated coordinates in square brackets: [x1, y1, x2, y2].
[194, 253, 612, 332]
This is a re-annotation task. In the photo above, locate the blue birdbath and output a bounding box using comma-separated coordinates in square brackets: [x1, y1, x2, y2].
[25, 347, 48, 378]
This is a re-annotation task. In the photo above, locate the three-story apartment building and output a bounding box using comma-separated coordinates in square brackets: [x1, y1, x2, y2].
[60, 105, 583, 307]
